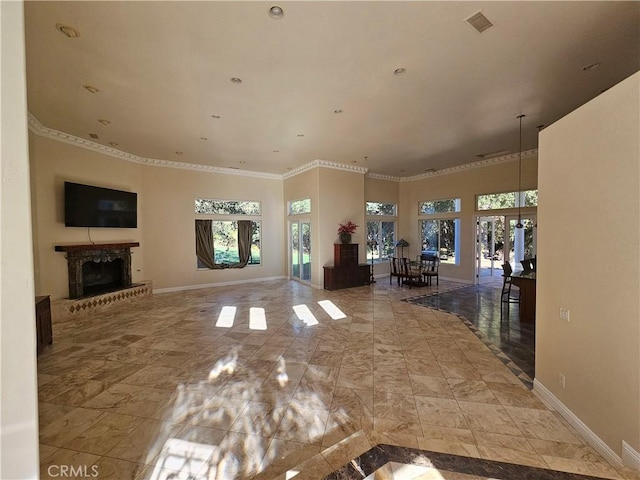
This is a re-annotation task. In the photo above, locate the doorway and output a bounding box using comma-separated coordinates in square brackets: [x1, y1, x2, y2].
[475, 214, 537, 282]
[476, 216, 503, 285]
[504, 215, 537, 272]
[290, 220, 311, 283]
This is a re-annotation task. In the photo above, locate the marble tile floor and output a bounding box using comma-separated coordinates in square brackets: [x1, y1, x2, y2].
[405, 284, 536, 381]
[37, 280, 636, 480]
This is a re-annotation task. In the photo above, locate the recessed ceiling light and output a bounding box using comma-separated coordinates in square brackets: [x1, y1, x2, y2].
[83, 85, 99, 94]
[297, 134, 304, 137]
[582, 62, 601, 71]
[268, 5, 284, 19]
[175, 151, 183, 156]
[200, 137, 208, 140]
[56, 23, 80, 38]
[230, 77, 242, 84]
[89, 133, 99, 139]
[98, 119, 110, 125]
[393, 68, 406, 76]
[108, 142, 118, 147]
[239, 161, 246, 164]
[211, 114, 221, 119]
[351, 160, 357, 164]
[273, 150, 280, 153]
[334, 109, 343, 114]
[287, 167, 292, 170]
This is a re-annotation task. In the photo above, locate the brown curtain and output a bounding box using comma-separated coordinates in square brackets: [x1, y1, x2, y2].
[196, 219, 252, 270]
[232, 220, 253, 268]
[195, 219, 222, 269]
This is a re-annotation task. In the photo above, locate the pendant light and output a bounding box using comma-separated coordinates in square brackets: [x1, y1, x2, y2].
[516, 114, 525, 229]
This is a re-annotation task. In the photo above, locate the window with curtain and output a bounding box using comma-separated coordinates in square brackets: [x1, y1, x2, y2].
[195, 220, 261, 269]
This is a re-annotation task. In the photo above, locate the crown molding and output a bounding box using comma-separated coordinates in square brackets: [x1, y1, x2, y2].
[282, 159, 368, 179]
[28, 113, 282, 180]
[366, 172, 402, 182]
[28, 113, 536, 182]
[400, 149, 538, 182]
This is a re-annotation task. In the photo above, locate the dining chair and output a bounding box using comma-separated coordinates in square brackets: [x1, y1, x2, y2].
[421, 255, 439, 286]
[501, 262, 519, 318]
[389, 257, 402, 285]
[400, 257, 422, 288]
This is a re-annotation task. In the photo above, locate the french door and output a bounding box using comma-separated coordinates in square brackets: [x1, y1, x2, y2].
[504, 214, 537, 272]
[290, 220, 311, 283]
[475, 214, 537, 282]
[476, 216, 502, 284]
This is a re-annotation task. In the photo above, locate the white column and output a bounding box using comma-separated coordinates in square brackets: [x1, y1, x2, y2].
[1, 1, 41, 478]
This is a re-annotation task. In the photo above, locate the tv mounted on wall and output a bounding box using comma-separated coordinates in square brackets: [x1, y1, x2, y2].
[64, 181, 137, 228]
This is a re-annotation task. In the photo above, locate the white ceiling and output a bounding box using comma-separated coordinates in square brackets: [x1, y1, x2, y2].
[24, 1, 640, 178]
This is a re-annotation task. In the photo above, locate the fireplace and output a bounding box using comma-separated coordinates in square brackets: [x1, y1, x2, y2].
[55, 243, 140, 299]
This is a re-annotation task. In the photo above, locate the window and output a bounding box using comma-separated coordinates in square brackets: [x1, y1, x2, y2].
[366, 201, 396, 263]
[196, 220, 261, 268]
[367, 221, 395, 262]
[214, 221, 261, 265]
[421, 219, 459, 265]
[366, 201, 396, 216]
[419, 198, 460, 215]
[288, 198, 311, 215]
[195, 198, 262, 269]
[195, 198, 261, 215]
[476, 190, 538, 211]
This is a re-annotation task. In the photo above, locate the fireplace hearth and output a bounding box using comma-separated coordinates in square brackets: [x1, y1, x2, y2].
[55, 242, 140, 299]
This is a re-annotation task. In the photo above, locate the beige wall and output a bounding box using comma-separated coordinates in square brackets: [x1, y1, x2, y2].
[29, 135, 144, 299]
[536, 72, 639, 460]
[398, 158, 538, 282]
[1, 1, 40, 477]
[141, 165, 284, 290]
[318, 168, 366, 277]
[283, 167, 366, 289]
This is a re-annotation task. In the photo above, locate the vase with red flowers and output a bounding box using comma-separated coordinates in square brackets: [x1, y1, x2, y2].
[337, 221, 358, 245]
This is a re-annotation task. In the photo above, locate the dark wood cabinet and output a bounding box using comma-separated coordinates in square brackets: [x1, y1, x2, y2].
[324, 243, 370, 290]
[35, 296, 52, 356]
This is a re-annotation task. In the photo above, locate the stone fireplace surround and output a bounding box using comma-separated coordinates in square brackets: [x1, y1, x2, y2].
[54, 242, 140, 299]
[53, 242, 152, 321]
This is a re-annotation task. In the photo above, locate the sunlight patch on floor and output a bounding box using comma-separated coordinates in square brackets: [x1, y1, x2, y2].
[249, 307, 267, 330]
[215, 305, 236, 328]
[293, 304, 319, 326]
[317, 299, 346, 320]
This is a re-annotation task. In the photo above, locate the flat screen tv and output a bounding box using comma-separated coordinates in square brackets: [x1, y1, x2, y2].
[64, 182, 137, 228]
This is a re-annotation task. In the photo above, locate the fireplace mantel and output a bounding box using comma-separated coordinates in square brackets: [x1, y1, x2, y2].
[55, 242, 140, 299]
[55, 242, 140, 252]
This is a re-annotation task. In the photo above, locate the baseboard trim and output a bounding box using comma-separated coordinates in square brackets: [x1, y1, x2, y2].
[153, 276, 287, 294]
[533, 379, 625, 469]
[622, 440, 640, 470]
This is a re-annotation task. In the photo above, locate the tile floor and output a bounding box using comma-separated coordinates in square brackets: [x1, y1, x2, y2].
[406, 283, 535, 381]
[37, 279, 637, 480]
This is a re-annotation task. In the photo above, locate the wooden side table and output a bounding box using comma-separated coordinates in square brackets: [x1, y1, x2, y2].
[35, 296, 53, 356]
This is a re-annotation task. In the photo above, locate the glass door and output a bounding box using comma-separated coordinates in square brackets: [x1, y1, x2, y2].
[475, 216, 504, 284]
[290, 220, 311, 283]
[504, 215, 537, 272]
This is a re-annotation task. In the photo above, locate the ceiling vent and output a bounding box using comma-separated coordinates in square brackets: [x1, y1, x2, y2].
[465, 11, 494, 34]
[476, 150, 510, 159]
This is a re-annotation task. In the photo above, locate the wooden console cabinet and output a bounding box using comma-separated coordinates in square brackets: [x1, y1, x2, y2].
[35, 295, 53, 356]
[323, 243, 370, 290]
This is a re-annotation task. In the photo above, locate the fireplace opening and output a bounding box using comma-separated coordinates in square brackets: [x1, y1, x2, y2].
[82, 259, 124, 297]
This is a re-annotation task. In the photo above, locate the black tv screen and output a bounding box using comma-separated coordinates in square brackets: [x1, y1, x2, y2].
[64, 182, 137, 228]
